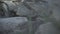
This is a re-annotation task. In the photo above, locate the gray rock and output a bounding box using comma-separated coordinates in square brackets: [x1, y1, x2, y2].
[4, 1, 17, 11]
[16, 1, 49, 18]
[1, 1, 18, 17]
[35, 22, 60, 34]
[16, 2, 32, 17]
[32, 18, 44, 34]
[26, 1, 48, 17]
[0, 17, 29, 34]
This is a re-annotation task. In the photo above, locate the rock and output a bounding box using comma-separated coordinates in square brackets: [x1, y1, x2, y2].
[16, 2, 32, 17]
[1, 1, 18, 17]
[0, 17, 29, 34]
[35, 22, 59, 34]
[16, 1, 49, 18]
[32, 18, 44, 34]
[35, 0, 60, 33]
[26, 1, 48, 17]
[4, 1, 16, 11]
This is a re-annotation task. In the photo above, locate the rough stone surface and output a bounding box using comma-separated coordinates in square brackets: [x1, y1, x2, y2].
[0, 0, 57, 34]
[0, 17, 29, 34]
[35, 22, 60, 34]
[16, 2, 31, 17]
[32, 17, 44, 34]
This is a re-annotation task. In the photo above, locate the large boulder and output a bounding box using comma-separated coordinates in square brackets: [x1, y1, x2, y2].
[0, 17, 29, 34]
[35, 22, 58, 34]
